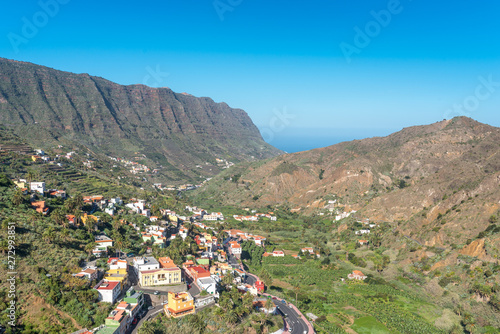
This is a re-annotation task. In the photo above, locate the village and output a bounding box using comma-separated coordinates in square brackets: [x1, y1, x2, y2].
[7, 173, 379, 334]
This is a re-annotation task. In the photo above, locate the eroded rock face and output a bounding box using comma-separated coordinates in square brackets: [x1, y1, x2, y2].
[0, 57, 281, 181]
[459, 239, 488, 260]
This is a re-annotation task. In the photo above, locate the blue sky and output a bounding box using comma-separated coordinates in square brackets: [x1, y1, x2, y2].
[1, 0, 499, 152]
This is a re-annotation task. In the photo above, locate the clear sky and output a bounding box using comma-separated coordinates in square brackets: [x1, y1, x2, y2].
[1, 0, 499, 152]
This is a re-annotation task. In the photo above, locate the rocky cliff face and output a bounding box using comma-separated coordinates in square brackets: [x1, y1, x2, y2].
[0, 57, 281, 181]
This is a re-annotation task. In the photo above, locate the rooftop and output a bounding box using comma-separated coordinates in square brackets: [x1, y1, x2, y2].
[198, 277, 216, 285]
[96, 281, 120, 291]
[95, 234, 113, 243]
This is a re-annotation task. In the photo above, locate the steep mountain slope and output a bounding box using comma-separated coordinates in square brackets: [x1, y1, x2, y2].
[194, 117, 500, 246]
[0, 57, 281, 183]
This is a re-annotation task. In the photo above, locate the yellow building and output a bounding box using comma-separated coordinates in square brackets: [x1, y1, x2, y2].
[168, 215, 178, 223]
[164, 291, 195, 318]
[138, 267, 181, 287]
[82, 213, 100, 226]
[104, 268, 128, 288]
[14, 181, 26, 189]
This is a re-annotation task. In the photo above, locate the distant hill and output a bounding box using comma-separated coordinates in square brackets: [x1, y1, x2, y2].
[194, 117, 500, 247]
[0, 57, 281, 183]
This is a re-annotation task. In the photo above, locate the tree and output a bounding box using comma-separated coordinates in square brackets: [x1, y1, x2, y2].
[11, 189, 25, 206]
[114, 235, 124, 257]
[26, 170, 34, 184]
[222, 272, 235, 288]
[52, 209, 66, 227]
[138, 321, 156, 334]
[112, 218, 121, 231]
[84, 241, 96, 258]
[74, 210, 83, 227]
[60, 229, 70, 243]
[293, 281, 300, 305]
[242, 291, 254, 313]
[86, 216, 97, 234]
[259, 269, 273, 289]
[223, 311, 238, 326]
[0, 239, 9, 255]
[264, 298, 274, 317]
[42, 227, 55, 244]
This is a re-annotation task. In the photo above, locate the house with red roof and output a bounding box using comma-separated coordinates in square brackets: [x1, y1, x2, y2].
[31, 201, 49, 215]
[348, 270, 367, 280]
[186, 265, 211, 281]
[272, 250, 285, 257]
[94, 280, 121, 303]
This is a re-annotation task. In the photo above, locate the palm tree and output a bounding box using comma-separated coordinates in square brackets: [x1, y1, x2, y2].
[12, 189, 25, 206]
[178, 242, 189, 256]
[0, 239, 9, 255]
[224, 311, 238, 326]
[242, 292, 254, 313]
[84, 241, 96, 258]
[52, 209, 66, 227]
[60, 229, 70, 243]
[293, 281, 301, 305]
[222, 272, 234, 288]
[190, 242, 199, 255]
[265, 298, 274, 318]
[86, 217, 97, 234]
[114, 235, 124, 257]
[258, 312, 267, 328]
[26, 170, 34, 184]
[138, 321, 156, 334]
[112, 218, 121, 231]
[42, 227, 55, 244]
[74, 210, 83, 227]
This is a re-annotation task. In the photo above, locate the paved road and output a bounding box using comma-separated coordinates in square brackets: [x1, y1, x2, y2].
[274, 299, 307, 334]
[226, 251, 240, 268]
[184, 272, 201, 296]
[245, 273, 257, 286]
[128, 304, 163, 334]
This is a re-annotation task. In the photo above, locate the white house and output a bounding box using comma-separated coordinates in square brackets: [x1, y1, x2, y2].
[272, 250, 285, 257]
[229, 242, 242, 257]
[73, 267, 99, 281]
[30, 182, 46, 194]
[94, 280, 121, 303]
[108, 258, 128, 270]
[93, 235, 113, 258]
[110, 197, 123, 205]
[132, 257, 159, 275]
[197, 276, 218, 296]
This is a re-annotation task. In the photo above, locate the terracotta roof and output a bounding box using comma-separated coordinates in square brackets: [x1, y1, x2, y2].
[96, 281, 120, 290]
[158, 257, 178, 269]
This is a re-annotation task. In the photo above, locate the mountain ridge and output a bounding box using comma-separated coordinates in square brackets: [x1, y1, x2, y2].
[193, 116, 500, 247]
[0, 57, 281, 183]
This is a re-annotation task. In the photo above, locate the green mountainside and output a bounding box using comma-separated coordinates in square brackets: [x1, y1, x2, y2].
[0, 57, 281, 184]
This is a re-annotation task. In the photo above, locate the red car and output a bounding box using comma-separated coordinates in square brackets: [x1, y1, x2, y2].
[132, 318, 138, 325]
